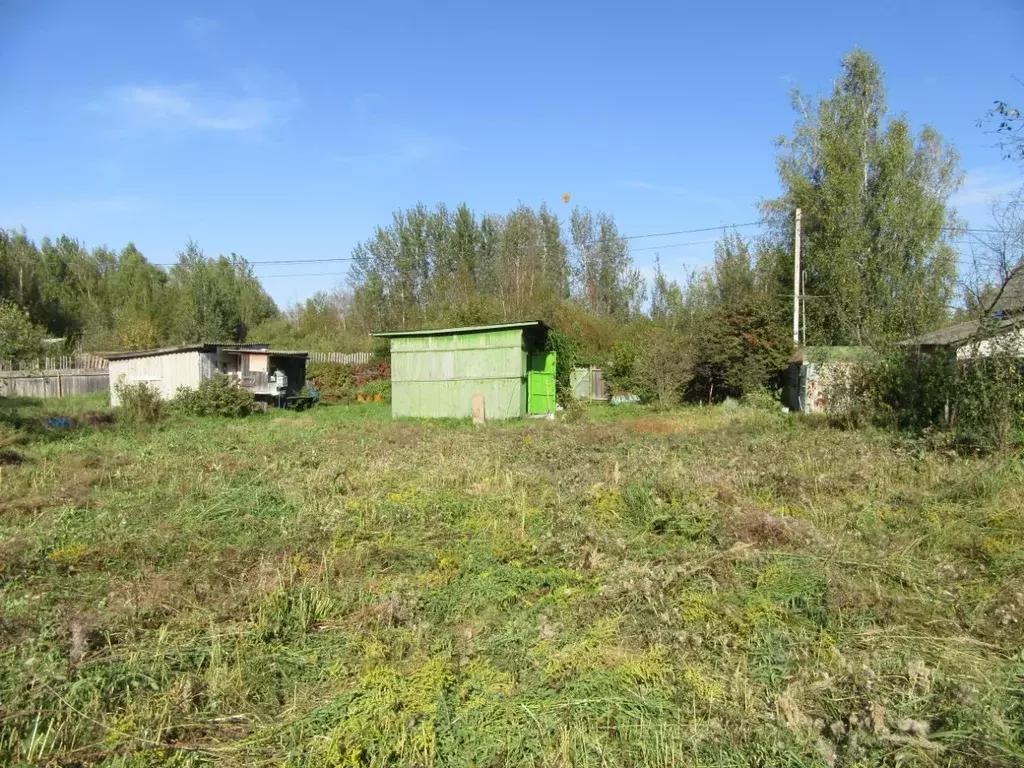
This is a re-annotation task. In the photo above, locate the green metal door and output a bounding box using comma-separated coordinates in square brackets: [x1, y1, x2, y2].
[527, 350, 556, 414]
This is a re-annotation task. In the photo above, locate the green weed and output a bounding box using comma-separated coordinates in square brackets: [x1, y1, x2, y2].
[0, 399, 1021, 766]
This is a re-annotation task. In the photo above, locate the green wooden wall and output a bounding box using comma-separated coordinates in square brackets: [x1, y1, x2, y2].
[390, 329, 529, 419]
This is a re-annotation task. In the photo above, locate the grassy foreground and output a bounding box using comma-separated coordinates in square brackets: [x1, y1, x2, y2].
[0, 397, 1022, 767]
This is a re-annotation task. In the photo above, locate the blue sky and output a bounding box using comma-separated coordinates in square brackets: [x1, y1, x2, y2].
[2, 0, 1022, 306]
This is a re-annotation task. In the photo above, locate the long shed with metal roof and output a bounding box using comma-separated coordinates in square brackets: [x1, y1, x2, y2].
[373, 321, 556, 420]
[105, 343, 308, 406]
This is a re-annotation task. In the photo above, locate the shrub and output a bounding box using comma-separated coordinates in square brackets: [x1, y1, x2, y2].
[173, 374, 255, 417]
[356, 378, 391, 402]
[606, 327, 694, 408]
[114, 377, 165, 425]
[952, 353, 1024, 451]
[740, 388, 781, 412]
[0, 300, 47, 363]
[690, 301, 792, 403]
[841, 343, 1024, 452]
[564, 399, 588, 423]
[308, 361, 390, 403]
[545, 329, 582, 407]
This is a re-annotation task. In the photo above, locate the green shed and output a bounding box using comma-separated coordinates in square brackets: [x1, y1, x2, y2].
[373, 321, 556, 420]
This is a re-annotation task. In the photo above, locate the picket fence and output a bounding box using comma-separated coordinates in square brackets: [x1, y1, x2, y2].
[307, 352, 373, 365]
[0, 353, 108, 372]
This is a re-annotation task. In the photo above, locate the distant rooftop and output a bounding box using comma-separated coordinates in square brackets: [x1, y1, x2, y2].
[989, 268, 1024, 315]
[103, 343, 308, 361]
[902, 317, 1019, 348]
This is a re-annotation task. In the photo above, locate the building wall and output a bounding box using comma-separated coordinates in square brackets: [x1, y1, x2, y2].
[955, 326, 1024, 359]
[390, 329, 527, 419]
[787, 360, 861, 414]
[108, 351, 202, 405]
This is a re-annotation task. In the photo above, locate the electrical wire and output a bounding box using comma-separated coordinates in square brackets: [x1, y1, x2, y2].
[148, 220, 1012, 271]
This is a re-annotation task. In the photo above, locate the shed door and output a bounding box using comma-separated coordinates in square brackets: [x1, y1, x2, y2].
[527, 350, 556, 414]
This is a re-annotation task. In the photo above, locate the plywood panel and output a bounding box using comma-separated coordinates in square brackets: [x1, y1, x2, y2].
[108, 351, 202, 405]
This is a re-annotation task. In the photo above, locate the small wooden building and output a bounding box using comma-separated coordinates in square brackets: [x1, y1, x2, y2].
[105, 344, 308, 406]
[785, 346, 871, 414]
[373, 321, 556, 420]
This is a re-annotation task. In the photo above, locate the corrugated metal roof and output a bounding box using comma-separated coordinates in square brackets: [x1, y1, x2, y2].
[102, 342, 309, 361]
[219, 347, 309, 358]
[989, 268, 1024, 314]
[902, 317, 1019, 347]
[104, 344, 211, 360]
[372, 321, 547, 338]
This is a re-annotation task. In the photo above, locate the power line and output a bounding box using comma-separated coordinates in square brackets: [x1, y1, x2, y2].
[251, 271, 349, 278]
[148, 220, 1012, 270]
[631, 238, 718, 253]
[619, 222, 764, 240]
[155, 256, 357, 267]
[150, 220, 769, 267]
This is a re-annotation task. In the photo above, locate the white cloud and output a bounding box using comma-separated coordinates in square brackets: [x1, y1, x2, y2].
[952, 167, 1023, 208]
[97, 81, 299, 134]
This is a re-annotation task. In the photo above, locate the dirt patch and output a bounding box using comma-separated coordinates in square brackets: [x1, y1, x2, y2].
[726, 503, 816, 546]
[627, 418, 684, 435]
[0, 449, 24, 466]
[0, 455, 117, 517]
[67, 612, 101, 665]
[78, 412, 115, 427]
[109, 568, 187, 618]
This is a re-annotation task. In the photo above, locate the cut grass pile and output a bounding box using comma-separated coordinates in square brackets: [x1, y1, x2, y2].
[0, 397, 1022, 766]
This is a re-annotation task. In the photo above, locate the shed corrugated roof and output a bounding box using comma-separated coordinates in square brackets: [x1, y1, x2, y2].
[989, 268, 1024, 315]
[372, 321, 547, 338]
[219, 347, 309, 358]
[103, 343, 308, 361]
[902, 317, 1019, 347]
[104, 343, 210, 360]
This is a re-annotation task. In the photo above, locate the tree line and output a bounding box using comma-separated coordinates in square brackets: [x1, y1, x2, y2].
[4, 49, 1006, 405]
[0, 235, 277, 361]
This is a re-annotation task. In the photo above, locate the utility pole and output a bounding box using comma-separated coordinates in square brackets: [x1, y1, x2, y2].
[793, 208, 802, 345]
[801, 270, 807, 345]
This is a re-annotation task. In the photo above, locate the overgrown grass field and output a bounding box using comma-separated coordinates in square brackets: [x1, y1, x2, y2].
[1, 398, 1022, 766]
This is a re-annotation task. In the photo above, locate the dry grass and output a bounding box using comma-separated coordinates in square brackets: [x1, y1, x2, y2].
[0, 398, 1021, 766]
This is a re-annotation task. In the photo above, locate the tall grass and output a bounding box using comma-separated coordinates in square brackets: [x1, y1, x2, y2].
[0, 401, 1021, 765]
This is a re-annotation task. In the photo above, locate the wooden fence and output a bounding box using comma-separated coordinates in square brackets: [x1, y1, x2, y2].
[308, 352, 373, 365]
[0, 370, 109, 398]
[0, 353, 108, 372]
[570, 366, 610, 401]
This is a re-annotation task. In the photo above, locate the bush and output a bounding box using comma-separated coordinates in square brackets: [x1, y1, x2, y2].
[740, 388, 781, 412]
[308, 361, 390, 403]
[114, 377, 165, 425]
[606, 327, 694, 408]
[545, 329, 582, 407]
[690, 301, 792, 403]
[563, 399, 588, 423]
[173, 374, 255, 417]
[0, 300, 47, 363]
[356, 378, 391, 402]
[841, 343, 1024, 452]
[952, 353, 1024, 451]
